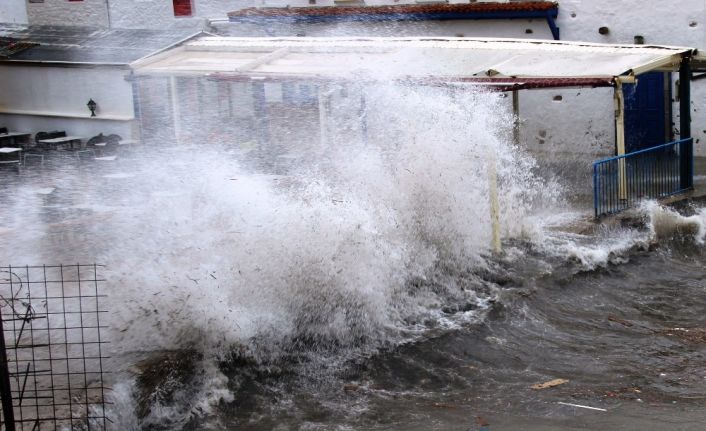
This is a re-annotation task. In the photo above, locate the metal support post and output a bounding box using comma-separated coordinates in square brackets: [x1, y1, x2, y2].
[0, 306, 16, 431]
[169, 76, 182, 145]
[512, 88, 520, 146]
[487, 150, 501, 255]
[679, 57, 693, 189]
[252, 80, 270, 153]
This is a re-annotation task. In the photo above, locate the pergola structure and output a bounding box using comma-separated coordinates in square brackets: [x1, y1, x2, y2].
[132, 36, 706, 160]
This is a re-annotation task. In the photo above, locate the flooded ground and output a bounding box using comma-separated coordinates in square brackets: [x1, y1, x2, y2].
[220, 242, 706, 431]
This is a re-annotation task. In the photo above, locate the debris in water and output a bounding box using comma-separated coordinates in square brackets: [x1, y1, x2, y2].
[607, 315, 633, 327]
[656, 327, 706, 344]
[134, 350, 201, 420]
[557, 402, 607, 412]
[531, 378, 569, 390]
[474, 416, 490, 431]
[431, 402, 456, 409]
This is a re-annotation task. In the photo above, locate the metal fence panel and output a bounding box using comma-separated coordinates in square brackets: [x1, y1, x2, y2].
[0, 264, 109, 431]
[593, 138, 693, 218]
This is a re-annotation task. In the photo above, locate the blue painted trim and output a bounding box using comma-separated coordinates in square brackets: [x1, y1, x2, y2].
[545, 11, 560, 40]
[593, 138, 693, 165]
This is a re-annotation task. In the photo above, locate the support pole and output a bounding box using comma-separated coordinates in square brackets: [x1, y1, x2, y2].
[614, 78, 628, 200]
[252, 80, 269, 153]
[679, 57, 693, 190]
[318, 86, 333, 153]
[0, 306, 16, 431]
[512, 88, 520, 146]
[359, 88, 369, 147]
[169, 76, 182, 145]
[487, 150, 501, 255]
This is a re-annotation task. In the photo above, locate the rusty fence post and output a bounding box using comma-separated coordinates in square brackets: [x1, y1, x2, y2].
[0, 304, 16, 431]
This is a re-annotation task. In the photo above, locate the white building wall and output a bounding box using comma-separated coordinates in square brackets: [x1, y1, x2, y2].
[26, 0, 109, 27]
[109, 0, 252, 29]
[520, 0, 706, 157]
[0, 65, 135, 139]
[0, 0, 28, 24]
[110, 0, 196, 29]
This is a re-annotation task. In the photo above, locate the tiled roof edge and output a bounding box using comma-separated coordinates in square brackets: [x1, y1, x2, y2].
[228, 1, 558, 19]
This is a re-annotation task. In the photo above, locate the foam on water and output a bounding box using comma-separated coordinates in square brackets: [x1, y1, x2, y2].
[523, 201, 706, 275]
[645, 200, 706, 244]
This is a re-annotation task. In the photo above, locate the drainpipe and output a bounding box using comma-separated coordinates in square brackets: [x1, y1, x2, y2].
[679, 56, 693, 189]
[105, 0, 112, 29]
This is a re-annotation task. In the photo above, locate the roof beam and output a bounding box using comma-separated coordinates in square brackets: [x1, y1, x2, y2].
[235, 48, 289, 72]
[629, 52, 684, 75]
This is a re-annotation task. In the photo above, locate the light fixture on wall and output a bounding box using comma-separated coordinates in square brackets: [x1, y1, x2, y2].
[87, 99, 97, 117]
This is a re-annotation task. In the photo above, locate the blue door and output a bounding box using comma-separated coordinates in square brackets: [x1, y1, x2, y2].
[623, 72, 670, 153]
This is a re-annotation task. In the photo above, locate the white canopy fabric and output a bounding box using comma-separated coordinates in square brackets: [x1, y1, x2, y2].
[132, 36, 697, 84]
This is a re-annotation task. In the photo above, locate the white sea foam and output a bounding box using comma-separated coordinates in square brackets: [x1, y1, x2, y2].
[644, 200, 706, 244]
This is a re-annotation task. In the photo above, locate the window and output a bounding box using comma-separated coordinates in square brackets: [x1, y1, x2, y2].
[173, 0, 193, 17]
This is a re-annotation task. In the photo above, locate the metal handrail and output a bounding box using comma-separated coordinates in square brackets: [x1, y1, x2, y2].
[593, 138, 693, 218]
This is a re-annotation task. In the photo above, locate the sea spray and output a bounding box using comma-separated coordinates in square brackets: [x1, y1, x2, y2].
[103, 84, 558, 360]
[0, 83, 562, 428]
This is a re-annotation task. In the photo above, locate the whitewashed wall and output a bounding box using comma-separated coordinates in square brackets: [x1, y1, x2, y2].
[109, 0, 252, 29]
[0, 65, 135, 139]
[0, 0, 28, 24]
[522, 0, 706, 157]
[26, 0, 109, 27]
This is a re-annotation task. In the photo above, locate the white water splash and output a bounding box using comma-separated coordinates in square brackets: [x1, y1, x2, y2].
[644, 200, 706, 244]
[0, 83, 564, 428]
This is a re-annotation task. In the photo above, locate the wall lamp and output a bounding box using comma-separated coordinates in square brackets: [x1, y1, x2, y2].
[87, 99, 97, 117]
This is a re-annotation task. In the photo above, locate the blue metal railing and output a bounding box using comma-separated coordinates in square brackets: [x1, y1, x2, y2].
[593, 138, 693, 218]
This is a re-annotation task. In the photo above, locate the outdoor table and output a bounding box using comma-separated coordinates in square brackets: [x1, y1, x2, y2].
[0, 147, 22, 166]
[37, 136, 84, 150]
[0, 132, 32, 148]
[94, 140, 137, 147]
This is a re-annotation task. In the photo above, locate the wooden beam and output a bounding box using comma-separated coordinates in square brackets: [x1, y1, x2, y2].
[614, 78, 628, 200]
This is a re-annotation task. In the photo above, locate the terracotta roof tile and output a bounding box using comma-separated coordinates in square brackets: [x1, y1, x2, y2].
[228, 1, 558, 19]
[0, 38, 38, 58]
